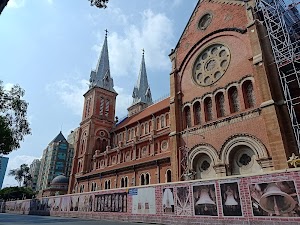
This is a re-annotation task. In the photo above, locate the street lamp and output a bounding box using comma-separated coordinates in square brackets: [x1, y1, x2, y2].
[89, 0, 109, 8]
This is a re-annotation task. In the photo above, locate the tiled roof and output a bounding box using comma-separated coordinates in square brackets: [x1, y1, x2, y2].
[115, 97, 170, 130]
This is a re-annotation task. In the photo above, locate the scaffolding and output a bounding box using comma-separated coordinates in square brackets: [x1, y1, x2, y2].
[255, 0, 300, 151]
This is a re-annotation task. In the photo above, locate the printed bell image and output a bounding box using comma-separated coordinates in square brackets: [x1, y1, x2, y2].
[193, 184, 217, 216]
[162, 188, 175, 213]
[220, 182, 242, 216]
[250, 181, 300, 217]
[259, 183, 296, 216]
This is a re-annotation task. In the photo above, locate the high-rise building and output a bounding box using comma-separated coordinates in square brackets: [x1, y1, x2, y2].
[37, 132, 73, 193]
[0, 156, 8, 189]
[28, 159, 41, 191]
[69, 0, 300, 194]
[0, 0, 9, 14]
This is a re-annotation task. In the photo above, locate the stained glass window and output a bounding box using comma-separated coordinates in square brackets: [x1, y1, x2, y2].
[229, 87, 239, 113]
[184, 106, 192, 128]
[243, 81, 255, 109]
[204, 97, 213, 121]
[216, 92, 225, 118]
[193, 101, 201, 125]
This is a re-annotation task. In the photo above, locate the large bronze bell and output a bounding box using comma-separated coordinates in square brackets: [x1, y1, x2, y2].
[259, 183, 296, 215]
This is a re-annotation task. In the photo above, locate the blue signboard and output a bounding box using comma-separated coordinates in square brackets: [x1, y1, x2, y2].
[128, 188, 138, 196]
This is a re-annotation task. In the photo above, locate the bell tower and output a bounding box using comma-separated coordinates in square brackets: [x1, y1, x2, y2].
[69, 31, 117, 193]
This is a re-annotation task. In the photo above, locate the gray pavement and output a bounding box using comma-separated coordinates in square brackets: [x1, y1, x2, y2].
[0, 214, 151, 225]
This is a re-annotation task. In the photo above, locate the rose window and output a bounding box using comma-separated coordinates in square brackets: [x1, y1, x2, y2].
[193, 44, 230, 86]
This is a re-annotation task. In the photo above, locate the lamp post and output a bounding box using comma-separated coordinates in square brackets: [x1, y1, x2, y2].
[89, 0, 109, 8]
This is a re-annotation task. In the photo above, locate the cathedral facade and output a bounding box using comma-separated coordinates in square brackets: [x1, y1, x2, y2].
[68, 0, 298, 194]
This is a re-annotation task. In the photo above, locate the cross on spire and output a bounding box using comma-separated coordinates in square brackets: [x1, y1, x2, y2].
[105, 29, 109, 37]
[142, 48, 145, 56]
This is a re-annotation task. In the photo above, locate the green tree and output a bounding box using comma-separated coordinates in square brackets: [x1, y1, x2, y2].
[8, 164, 32, 187]
[0, 186, 35, 201]
[90, 0, 109, 8]
[0, 81, 31, 155]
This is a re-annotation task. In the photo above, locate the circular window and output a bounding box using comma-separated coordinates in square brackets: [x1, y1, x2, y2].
[192, 44, 230, 87]
[200, 160, 210, 171]
[235, 149, 254, 169]
[198, 13, 213, 30]
[239, 154, 251, 166]
[161, 140, 169, 151]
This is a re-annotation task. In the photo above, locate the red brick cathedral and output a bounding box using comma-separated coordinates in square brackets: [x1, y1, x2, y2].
[68, 0, 298, 194]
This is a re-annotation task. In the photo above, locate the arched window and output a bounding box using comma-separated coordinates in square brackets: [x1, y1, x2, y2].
[77, 161, 81, 173]
[161, 116, 165, 128]
[121, 178, 125, 188]
[80, 184, 84, 193]
[80, 140, 85, 154]
[145, 123, 149, 134]
[204, 97, 213, 122]
[105, 99, 110, 117]
[193, 101, 201, 125]
[125, 177, 128, 187]
[145, 173, 150, 185]
[242, 81, 255, 109]
[100, 97, 104, 116]
[101, 139, 107, 153]
[166, 170, 172, 182]
[184, 106, 191, 128]
[105, 180, 111, 189]
[228, 86, 239, 113]
[215, 92, 225, 118]
[156, 118, 160, 130]
[141, 174, 145, 185]
[165, 114, 169, 126]
[95, 138, 101, 150]
[141, 124, 144, 136]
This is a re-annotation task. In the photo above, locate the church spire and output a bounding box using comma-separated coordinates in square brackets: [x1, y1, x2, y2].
[89, 30, 116, 93]
[132, 49, 153, 106]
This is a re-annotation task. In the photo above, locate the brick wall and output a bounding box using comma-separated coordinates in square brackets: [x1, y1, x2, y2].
[3, 169, 300, 225]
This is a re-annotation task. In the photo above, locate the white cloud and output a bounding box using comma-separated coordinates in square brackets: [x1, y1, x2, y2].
[114, 86, 132, 118]
[7, 0, 26, 8]
[46, 77, 88, 116]
[3, 155, 40, 187]
[47, 77, 131, 118]
[93, 9, 173, 78]
[172, 0, 183, 7]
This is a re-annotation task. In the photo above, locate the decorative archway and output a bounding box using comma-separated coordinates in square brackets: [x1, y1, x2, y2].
[220, 134, 271, 175]
[189, 144, 219, 179]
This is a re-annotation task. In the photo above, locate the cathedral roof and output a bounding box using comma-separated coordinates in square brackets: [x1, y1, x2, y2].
[116, 97, 169, 130]
[89, 31, 116, 93]
[131, 51, 153, 107]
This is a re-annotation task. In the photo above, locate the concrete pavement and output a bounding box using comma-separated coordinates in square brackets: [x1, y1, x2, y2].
[0, 214, 152, 225]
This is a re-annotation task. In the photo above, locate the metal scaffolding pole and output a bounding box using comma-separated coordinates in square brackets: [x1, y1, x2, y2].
[256, 0, 300, 151]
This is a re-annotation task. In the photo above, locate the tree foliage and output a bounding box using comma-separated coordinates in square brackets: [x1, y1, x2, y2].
[0, 186, 35, 201]
[0, 81, 31, 154]
[8, 164, 32, 187]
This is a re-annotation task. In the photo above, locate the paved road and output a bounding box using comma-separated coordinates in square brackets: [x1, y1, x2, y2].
[0, 214, 150, 225]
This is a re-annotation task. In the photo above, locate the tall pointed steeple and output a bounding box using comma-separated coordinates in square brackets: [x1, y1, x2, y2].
[89, 30, 116, 93]
[132, 50, 153, 106]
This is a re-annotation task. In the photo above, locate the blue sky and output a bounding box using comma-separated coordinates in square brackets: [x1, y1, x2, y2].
[1, 0, 198, 186]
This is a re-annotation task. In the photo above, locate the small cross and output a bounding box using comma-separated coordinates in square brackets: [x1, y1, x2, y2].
[142, 48, 145, 55]
[105, 29, 109, 37]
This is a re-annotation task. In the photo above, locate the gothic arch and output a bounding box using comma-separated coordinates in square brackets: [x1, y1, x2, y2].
[220, 134, 269, 165]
